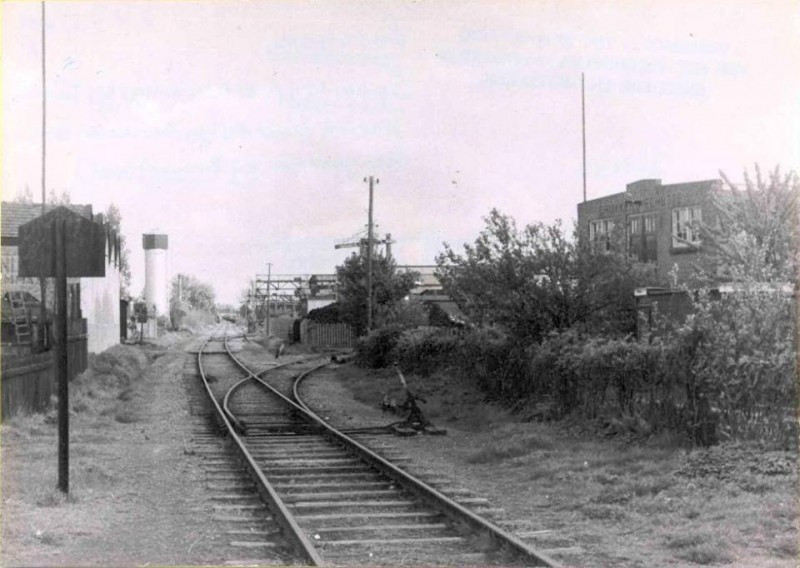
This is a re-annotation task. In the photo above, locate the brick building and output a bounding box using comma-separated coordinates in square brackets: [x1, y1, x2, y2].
[577, 178, 723, 283]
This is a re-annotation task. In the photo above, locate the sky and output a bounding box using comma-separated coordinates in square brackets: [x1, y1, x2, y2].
[3, 1, 799, 304]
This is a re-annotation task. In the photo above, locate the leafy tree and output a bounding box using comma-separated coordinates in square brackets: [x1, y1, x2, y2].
[335, 252, 418, 335]
[103, 203, 133, 297]
[672, 165, 799, 446]
[170, 273, 216, 312]
[436, 209, 660, 343]
[699, 165, 798, 284]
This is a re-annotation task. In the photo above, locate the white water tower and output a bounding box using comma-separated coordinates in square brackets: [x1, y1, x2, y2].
[142, 233, 169, 316]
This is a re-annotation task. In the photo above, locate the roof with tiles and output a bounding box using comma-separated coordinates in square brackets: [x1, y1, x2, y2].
[1, 202, 94, 239]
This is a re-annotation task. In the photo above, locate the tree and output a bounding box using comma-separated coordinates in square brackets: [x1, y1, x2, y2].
[436, 209, 660, 343]
[47, 189, 71, 205]
[335, 252, 418, 335]
[14, 185, 34, 204]
[699, 165, 798, 284]
[103, 203, 133, 297]
[660, 165, 799, 446]
[171, 273, 216, 312]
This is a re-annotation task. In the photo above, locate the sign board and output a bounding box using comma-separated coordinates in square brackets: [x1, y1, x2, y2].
[18, 206, 107, 278]
[133, 302, 150, 323]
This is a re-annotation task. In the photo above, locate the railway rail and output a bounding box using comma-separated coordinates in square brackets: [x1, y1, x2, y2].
[197, 329, 558, 566]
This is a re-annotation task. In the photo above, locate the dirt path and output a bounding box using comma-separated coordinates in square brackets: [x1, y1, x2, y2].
[0, 335, 282, 567]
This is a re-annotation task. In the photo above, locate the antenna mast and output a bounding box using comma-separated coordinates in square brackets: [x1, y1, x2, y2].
[582, 72, 587, 203]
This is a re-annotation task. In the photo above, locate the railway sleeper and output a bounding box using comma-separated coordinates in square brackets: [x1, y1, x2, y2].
[249, 451, 352, 460]
[288, 499, 424, 513]
[281, 489, 409, 503]
[310, 523, 452, 540]
[267, 472, 386, 484]
[315, 535, 467, 549]
[273, 481, 392, 492]
[262, 464, 374, 475]
[248, 440, 345, 449]
[258, 457, 363, 466]
[293, 510, 444, 528]
[324, 550, 496, 566]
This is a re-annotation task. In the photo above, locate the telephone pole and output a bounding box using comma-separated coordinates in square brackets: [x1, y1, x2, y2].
[265, 263, 272, 336]
[39, 0, 48, 345]
[364, 176, 378, 332]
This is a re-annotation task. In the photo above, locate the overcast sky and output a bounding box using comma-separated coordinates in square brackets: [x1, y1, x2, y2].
[3, 1, 798, 304]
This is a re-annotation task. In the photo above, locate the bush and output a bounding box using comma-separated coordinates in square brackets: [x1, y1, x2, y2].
[355, 325, 404, 368]
[392, 327, 461, 376]
[452, 327, 519, 397]
[527, 331, 674, 423]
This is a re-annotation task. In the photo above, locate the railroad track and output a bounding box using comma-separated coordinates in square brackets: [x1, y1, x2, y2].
[197, 329, 559, 567]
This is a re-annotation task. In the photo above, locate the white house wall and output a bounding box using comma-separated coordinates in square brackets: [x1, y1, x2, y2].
[81, 254, 120, 354]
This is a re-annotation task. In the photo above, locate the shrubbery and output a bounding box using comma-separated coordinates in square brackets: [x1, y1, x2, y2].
[356, 296, 795, 448]
[355, 325, 404, 368]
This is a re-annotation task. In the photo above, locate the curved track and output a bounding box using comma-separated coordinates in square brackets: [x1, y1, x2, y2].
[197, 329, 558, 567]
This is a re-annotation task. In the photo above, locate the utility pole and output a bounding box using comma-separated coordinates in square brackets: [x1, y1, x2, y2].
[55, 220, 68, 493]
[39, 0, 48, 344]
[364, 176, 378, 332]
[265, 263, 272, 336]
[41, 0, 47, 213]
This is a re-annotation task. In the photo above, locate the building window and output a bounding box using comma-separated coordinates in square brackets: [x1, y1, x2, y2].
[589, 219, 615, 251]
[628, 214, 658, 263]
[672, 206, 702, 248]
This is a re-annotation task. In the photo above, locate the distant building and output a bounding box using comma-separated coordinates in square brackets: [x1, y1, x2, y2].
[577, 178, 723, 283]
[397, 265, 443, 296]
[1, 202, 122, 353]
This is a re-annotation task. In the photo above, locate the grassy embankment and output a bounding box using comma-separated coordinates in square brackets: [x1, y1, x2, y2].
[336, 365, 797, 566]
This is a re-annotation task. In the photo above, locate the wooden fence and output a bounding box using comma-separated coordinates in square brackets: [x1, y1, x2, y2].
[301, 321, 356, 348]
[1, 319, 88, 421]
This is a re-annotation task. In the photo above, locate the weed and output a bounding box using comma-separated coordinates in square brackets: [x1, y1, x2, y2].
[674, 543, 734, 565]
[114, 408, 139, 424]
[466, 427, 554, 464]
[684, 508, 701, 520]
[593, 472, 620, 485]
[117, 387, 135, 401]
[629, 475, 676, 497]
[591, 485, 632, 505]
[467, 443, 529, 464]
[666, 532, 734, 565]
[736, 477, 774, 495]
[581, 503, 628, 522]
[35, 532, 63, 546]
[771, 536, 797, 558]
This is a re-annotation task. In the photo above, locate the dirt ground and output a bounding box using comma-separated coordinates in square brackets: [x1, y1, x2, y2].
[2, 333, 797, 567]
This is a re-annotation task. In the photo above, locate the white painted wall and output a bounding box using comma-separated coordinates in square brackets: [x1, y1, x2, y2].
[81, 251, 121, 354]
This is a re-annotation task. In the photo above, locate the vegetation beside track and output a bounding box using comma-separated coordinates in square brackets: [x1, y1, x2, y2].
[317, 362, 798, 567]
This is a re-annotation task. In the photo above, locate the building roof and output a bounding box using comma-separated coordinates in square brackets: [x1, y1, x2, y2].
[1, 202, 93, 239]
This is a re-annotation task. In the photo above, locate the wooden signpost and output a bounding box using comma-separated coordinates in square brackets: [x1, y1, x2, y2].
[18, 206, 107, 493]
